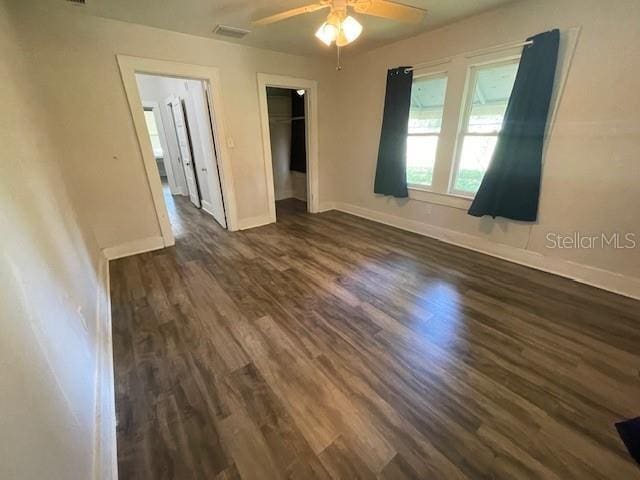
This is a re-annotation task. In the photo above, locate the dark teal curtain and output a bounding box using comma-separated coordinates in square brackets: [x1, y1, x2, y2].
[374, 67, 413, 198]
[290, 90, 307, 173]
[468, 29, 559, 221]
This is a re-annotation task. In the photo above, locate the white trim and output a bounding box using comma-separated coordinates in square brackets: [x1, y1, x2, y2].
[328, 202, 640, 301]
[103, 236, 165, 260]
[238, 214, 273, 230]
[275, 190, 295, 201]
[257, 73, 320, 223]
[405, 57, 452, 72]
[464, 39, 533, 59]
[407, 188, 472, 210]
[318, 202, 336, 213]
[116, 55, 240, 240]
[93, 255, 118, 480]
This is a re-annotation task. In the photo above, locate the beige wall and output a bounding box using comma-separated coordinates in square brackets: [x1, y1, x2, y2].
[328, 0, 640, 289]
[9, 0, 639, 295]
[12, 0, 338, 249]
[4, 0, 637, 475]
[0, 1, 106, 478]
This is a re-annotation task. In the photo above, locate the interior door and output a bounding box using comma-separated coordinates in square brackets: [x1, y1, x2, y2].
[168, 96, 201, 208]
[201, 82, 227, 228]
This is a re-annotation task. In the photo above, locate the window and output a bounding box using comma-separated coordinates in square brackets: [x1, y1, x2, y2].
[143, 108, 164, 158]
[451, 59, 519, 195]
[406, 74, 447, 187]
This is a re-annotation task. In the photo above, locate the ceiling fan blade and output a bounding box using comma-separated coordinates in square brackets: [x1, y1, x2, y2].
[252, 3, 329, 26]
[351, 0, 426, 23]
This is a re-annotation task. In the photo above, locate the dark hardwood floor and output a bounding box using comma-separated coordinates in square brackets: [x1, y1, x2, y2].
[110, 193, 640, 479]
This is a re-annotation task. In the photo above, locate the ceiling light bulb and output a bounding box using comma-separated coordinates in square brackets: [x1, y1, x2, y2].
[341, 16, 362, 43]
[315, 22, 337, 46]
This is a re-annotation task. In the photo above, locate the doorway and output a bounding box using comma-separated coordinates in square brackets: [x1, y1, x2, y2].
[117, 56, 239, 246]
[265, 87, 308, 214]
[257, 74, 319, 223]
[136, 73, 227, 230]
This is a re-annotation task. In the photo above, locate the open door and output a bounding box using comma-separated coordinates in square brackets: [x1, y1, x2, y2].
[167, 96, 201, 208]
[202, 83, 227, 228]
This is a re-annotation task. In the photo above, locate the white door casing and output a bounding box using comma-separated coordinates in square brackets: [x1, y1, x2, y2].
[117, 55, 245, 239]
[257, 74, 319, 223]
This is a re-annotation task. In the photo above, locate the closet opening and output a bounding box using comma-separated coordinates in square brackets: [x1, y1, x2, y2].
[266, 87, 308, 217]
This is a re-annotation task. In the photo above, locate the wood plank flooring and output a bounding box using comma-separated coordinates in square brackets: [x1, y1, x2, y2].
[110, 194, 640, 479]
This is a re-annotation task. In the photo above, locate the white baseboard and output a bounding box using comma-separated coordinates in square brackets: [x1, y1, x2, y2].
[330, 202, 640, 301]
[275, 190, 294, 202]
[103, 236, 165, 260]
[276, 193, 308, 203]
[238, 214, 273, 230]
[93, 255, 118, 480]
[317, 202, 336, 213]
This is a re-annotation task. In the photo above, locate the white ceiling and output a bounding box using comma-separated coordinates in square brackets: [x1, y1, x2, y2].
[70, 0, 520, 57]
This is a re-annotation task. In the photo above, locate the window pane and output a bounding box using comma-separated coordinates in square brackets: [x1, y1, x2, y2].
[468, 62, 518, 133]
[453, 135, 497, 193]
[149, 135, 164, 158]
[408, 75, 447, 134]
[144, 110, 159, 135]
[143, 110, 164, 157]
[406, 136, 437, 186]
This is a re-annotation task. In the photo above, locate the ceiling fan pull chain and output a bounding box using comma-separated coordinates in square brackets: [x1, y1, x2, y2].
[336, 45, 342, 71]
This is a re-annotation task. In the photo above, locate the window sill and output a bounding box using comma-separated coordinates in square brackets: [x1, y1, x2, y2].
[408, 186, 473, 210]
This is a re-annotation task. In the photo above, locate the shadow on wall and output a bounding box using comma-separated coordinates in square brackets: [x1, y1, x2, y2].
[1, 5, 106, 478]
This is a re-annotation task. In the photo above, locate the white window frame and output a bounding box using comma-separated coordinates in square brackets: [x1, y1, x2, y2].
[448, 55, 521, 197]
[406, 70, 449, 191]
[403, 27, 580, 210]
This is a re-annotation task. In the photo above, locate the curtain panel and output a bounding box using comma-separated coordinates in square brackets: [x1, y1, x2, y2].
[468, 29, 560, 221]
[374, 67, 413, 198]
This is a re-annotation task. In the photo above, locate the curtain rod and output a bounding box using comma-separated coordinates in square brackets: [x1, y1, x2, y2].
[405, 57, 452, 72]
[464, 39, 533, 59]
[404, 38, 534, 72]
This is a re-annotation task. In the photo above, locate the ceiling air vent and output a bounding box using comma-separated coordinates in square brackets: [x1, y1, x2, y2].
[65, 0, 86, 4]
[213, 25, 250, 39]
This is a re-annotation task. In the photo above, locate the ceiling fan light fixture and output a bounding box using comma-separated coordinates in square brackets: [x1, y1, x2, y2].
[315, 22, 338, 46]
[341, 15, 362, 43]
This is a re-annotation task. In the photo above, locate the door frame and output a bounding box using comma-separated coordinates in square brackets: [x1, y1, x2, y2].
[117, 55, 239, 247]
[257, 73, 319, 221]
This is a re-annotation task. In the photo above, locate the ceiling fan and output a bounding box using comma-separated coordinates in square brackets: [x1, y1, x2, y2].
[252, 0, 426, 48]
